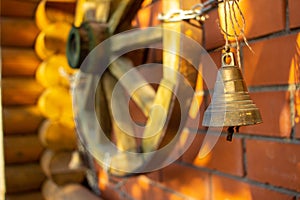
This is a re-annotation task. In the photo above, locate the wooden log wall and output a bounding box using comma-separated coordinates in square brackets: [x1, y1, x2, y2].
[1, 0, 46, 198]
[1, 0, 89, 199]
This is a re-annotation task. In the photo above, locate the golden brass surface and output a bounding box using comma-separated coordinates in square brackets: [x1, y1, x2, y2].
[202, 52, 262, 134]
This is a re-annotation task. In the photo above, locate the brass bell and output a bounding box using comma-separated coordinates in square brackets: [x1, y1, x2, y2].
[202, 51, 262, 141]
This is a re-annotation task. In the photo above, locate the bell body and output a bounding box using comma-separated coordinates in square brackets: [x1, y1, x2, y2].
[202, 52, 262, 127]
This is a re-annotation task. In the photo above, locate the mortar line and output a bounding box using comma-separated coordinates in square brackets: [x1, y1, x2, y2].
[188, 128, 300, 144]
[242, 138, 247, 177]
[285, 0, 290, 32]
[200, 84, 300, 95]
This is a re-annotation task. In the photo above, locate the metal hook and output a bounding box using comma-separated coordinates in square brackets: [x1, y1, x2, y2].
[158, 9, 199, 22]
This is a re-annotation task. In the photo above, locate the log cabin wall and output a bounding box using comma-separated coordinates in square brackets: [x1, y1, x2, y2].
[1, 1, 85, 199]
[1, 0, 46, 199]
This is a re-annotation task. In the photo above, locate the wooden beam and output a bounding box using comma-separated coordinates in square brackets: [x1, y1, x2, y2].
[109, 57, 156, 117]
[95, 76, 112, 140]
[142, 0, 180, 152]
[110, 27, 162, 53]
[6, 192, 43, 200]
[2, 78, 44, 106]
[5, 163, 46, 194]
[102, 72, 137, 152]
[1, 0, 39, 18]
[4, 135, 44, 164]
[107, 0, 133, 34]
[0, 61, 4, 200]
[2, 48, 41, 77]
[1, 18, 39, 47]
[3, 106, 44, 135]
[114, 0, 144, 33]
[142, 0, 201, 152]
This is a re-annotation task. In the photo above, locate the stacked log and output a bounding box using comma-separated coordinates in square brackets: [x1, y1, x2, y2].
[1, 0, 98, 199]
[31, 1, 97, 199]
[1, 1, 46, 198]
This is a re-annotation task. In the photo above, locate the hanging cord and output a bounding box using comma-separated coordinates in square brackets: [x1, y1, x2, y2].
[218, 0, 253, 68]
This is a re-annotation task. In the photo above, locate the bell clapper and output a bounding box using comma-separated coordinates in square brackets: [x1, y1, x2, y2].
[226, 126, 234, 141]
[226, 126, 240, 141]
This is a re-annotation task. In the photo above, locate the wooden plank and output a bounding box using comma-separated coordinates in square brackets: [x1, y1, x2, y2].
[95, 77, 112, 140]
[5, 163, 46, 194]
[41, 150, 85, 186]
[42, 180, 102, 200]
[73, 0, 86, 27]
[2, 78, 44, 106]
[6, 192, 44, 200]
[0, 58, 4, 200]
[142, 0, 181, 152]
[107, 0, 143, 34]
[111, 27, 162, 53]
[102, 72, 137, 152]
[3, 106, 44, 135]
[109, 57, 156, 117]
[38, 120, 77, 151]
[1, 18, 39, 47]
[108, 0, 133, 34]
[1, 0, 40, 18]
[2, 48, 41, 77]
[142, 0, 200, 152]
[4, 135, 44, 164]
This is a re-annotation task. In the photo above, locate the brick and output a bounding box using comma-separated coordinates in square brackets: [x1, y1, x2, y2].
[246, 139, 300, 192]
[289, 0, 300, 28]
[244, 33, 300, 86]
[187, 135, 244, 176]
[212, 175, 295, 200]
[161, 163, 210, 199]
[240, 91, 291, 137]
[182, 133, 205, 163]
[205, 0, 285, 49]
[238, 0, 285, 39]
[122, 175, 186, 200]
[204, 9, 225, 50]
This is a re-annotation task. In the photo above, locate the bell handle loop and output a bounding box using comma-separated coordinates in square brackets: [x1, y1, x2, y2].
[222, 52, 235, 67]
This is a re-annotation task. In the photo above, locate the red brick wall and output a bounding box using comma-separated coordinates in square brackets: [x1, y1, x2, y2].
[98, 0, 300, 199]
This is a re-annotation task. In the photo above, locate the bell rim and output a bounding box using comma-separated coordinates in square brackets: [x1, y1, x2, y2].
[202, 109, 263, 127]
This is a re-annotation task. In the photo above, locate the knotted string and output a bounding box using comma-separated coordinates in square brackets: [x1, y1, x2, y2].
[218, 0, 253, 68]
